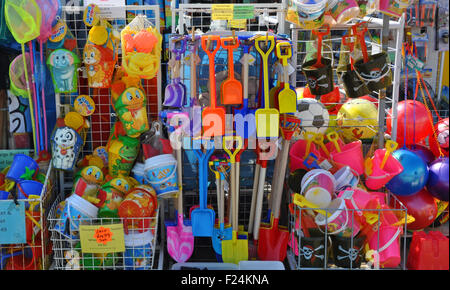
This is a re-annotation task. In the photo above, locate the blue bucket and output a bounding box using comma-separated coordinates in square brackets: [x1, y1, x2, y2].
[124, 230, 153, 270]
[144, 154, 178, 198]
[17, 180, 44, 209]
[6, 154, 39, 183]
[0, 191, 10, 199]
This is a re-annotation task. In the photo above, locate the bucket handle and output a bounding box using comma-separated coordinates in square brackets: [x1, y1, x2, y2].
[317, 202, 349, 236]
[353, 60, 391, 84]
[144, 161, 178, 184]
[376, 226, 402, 254]
[300, 170, 335, 197]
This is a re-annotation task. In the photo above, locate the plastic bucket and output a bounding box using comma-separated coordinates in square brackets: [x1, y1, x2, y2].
[332, 234, 365, 268]
[132, 162, 147, 185]
[53, 194, 99, 240]
[333, 166, 359, 190]
[365, 149, 404, 190]
[17, 180, 44, 209]
[144, 154, 178, 198]
[315, 197, 361, 237]
[341, 65, 370, 99]
[353, 52, 392, 92]
[298, 235, 328, 268]
[368, 225, 401, 268]
[124, 230, 153, 270]
[330, 140, 364, 176]
[328, 0, 360, 24]
[289, 139, 321, 172]
[302, 58, 334, 95]
[0, 191, 9, 199]
[293, 0, 327, 22]
[6, 154, 39, 183]
[301, 169, 336, 208]
[337, 188, 374, 217]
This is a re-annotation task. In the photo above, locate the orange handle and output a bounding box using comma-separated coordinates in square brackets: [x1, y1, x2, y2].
[312, 24, 330, 68]
[352, 22, 369, 63]
[201, 35, 221, 108]
[221, 36, 240, 80]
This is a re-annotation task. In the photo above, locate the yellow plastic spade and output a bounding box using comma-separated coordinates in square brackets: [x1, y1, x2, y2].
[303, 131, 316, 159]
[293, 194, 332, 217]
[380, 140, 398, 170]
[276, 42, 297, 114]
[326, 131, 341, 153]
[313, 133, 329, 157]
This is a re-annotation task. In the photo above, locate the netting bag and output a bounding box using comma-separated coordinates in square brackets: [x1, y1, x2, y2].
[9, 53, 33, 97]
[121, 14, 162, 79]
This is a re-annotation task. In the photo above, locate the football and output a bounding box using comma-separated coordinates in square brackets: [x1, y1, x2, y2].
[295, 98, 329, 135]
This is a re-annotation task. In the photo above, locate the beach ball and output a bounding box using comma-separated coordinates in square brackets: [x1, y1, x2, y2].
[386, 100, 433, 147]
[295, 98, 329, 135]
[426, 157, 449, 201]
[408, 144, 436, 165]
[336, 98, 378, 142]
[393, 188, 438, 231]
[429, 118, 449, 157]
[386, 149, 429, 196]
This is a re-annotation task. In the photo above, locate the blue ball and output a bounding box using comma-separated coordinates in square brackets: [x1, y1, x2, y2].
[386, 149, 429, 196]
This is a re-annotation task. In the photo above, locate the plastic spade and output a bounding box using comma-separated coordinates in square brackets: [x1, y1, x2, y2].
[257, 114, 300, 261]
[303, 131, 316, 159]
[201, 35, 226, 137]
[276, 42, 297, 113]
[254, 35, 279, 138]
[210, 160, 232, 257]
[312, 24, 330, 68]
[234, 35, 256, 140]
[221, 36, 243, 105]
[380, 140, 398, 170]
[293, 194, 332, 217]
[222, 135, 248, 264]
[164, 37, 186, 107]
[166, 144, 194, 263]
[326, 131, 342, 153]
[191, 138, 216, 237]
[313, 133, 330, 158]
[352, 22, 369, 63]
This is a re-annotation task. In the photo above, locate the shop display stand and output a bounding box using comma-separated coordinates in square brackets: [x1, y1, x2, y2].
[0, 164, 58, 270]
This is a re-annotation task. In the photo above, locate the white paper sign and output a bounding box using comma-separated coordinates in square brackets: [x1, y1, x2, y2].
[84, 0, 125, 19]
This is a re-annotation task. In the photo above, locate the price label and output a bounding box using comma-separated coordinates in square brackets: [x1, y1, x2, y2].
[406, 55, 425, 72]
[0, 201, 26, 244]
[228, 19, 247, 29]
[233, 5, 255, 20]
[212, 4, 234, 20]
[79, 223, 125, 253]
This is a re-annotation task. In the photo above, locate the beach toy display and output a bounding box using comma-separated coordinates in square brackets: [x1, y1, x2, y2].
[121, 15, 162, 79]
[47, 49, 81, 93]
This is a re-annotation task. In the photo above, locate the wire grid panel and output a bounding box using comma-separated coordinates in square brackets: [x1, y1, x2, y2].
[56, 5, 162, 157]
[287, 191, 409, 270]
[0, 163, 58, 270]
[48, 196, 160, 270]
[173, 3, 286, 35]
[290, 16, 404, 136]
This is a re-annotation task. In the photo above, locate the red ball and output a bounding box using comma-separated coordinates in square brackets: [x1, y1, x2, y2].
[386, 100, 434, 147]
[393, 188, 438, 231]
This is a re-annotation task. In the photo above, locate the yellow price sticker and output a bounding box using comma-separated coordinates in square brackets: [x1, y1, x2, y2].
[79, 223, 125, 254]
[228, 19, 246, 29]
[212, 4, 234, 20]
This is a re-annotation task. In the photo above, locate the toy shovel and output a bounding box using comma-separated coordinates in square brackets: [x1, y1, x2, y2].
[191, 138, 216, 237]
[255, 35, 279, 138]
[234, 35, 256, 140]
[326, 131, 342, 153]
[313, 133, 330, 157]
[221, 36, 243, 105]
[293, 194, 332, 218]
[312, 24, 331, 69]
[352, 22, 369, 63]
[276, 42, 297, 114]
[303, 131, 316, 159]
[164, 37, 187, 107]
[380, 140, 398, 169]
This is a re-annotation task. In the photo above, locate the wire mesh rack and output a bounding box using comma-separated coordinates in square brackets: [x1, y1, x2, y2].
[290, 15, 405, 140]
[0, 163, 58, 270]
[47, 195, 160, 270]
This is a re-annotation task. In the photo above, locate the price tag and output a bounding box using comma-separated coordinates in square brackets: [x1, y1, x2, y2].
[84, 0, 126, 19]
[406, 54, 425, 72]
[228, 19, 247, 29]
[79, 224, 125, 253]
[0, 201, 26, 244]
[212, 4, 234, 20]
[233, 5, 255, 20]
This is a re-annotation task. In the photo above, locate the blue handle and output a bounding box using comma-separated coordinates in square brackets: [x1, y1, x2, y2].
[194, 140, 215, 209]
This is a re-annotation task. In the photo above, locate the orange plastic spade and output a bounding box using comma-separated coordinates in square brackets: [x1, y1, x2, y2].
[221, 36, 243, 105]
[312, 24, 330, 68]
[342, 34, 356, 69]
[351, 22, 369, 63]
[201, 35, 225, 137]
